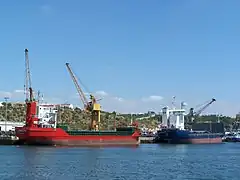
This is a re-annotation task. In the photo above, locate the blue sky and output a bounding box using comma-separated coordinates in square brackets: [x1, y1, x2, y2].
[0, 0, 240, 115]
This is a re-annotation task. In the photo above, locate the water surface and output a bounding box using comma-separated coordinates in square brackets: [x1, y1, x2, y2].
[0, 143, 239, 180]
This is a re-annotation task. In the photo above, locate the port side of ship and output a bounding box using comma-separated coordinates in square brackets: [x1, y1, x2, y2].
[154, 99, 223, 144]
[15, 95, 140, 147]
[15, 49, 140, 147]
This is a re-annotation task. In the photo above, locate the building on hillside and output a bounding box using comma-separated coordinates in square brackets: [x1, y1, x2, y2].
[1, 102, 25, 107]
[39, 103, 74, 110]
[12, 102, 25, 105]
[148, 111, 156, 115]
[0, 101, 74, 109]
[58, 104, 74, 109]
[0, 121, 25, 132]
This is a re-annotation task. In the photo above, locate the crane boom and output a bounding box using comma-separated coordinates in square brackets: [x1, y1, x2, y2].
[24, 49, 34, 102]
[194, 98, 216, 116]
[190, 98, 216, 117]
[188, 98, 216, 123]
[65, 62, 101, 130]
[65, 63, 89, 109]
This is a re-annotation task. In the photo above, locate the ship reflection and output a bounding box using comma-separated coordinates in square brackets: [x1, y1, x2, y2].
[157, 143, 188, 153]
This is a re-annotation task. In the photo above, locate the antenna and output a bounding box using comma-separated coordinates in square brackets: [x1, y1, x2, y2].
[37, 90, 40, 103]
[41, 94, 44, 104]
[172, 96, 176, 109]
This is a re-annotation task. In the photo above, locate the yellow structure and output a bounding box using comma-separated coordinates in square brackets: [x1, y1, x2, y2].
[65, 62, 102, 131]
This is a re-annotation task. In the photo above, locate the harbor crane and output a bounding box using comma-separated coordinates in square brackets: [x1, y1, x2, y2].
[187, 98, 216, 123]
[65, 63, 101, 131]
[233, 113, 240, 131]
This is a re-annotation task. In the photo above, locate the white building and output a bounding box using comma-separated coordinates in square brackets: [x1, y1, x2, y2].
[39, 103, 74, 109]
[58, 103, 74, 109]
[0, 121, 25, 132]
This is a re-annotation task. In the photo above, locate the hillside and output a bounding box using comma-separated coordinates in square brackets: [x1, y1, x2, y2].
[0, 103, 236, 130]
[0, 103, 159, 130]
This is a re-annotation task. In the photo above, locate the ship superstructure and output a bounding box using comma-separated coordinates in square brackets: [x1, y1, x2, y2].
[37, 104, 58, 128]
[161, 105, 186, 130]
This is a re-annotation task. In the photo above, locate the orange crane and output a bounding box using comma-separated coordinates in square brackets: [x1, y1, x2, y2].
[65, 63, 101, 131]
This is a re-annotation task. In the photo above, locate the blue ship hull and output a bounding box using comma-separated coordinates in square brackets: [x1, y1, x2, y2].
[154, 129, 223, 144]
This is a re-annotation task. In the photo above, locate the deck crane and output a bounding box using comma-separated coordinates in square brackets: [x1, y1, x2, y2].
[65, 63, 101, 131]
[24, 48, 38, 128]
[187, 98, 216, 123]
[24, 48, 34, 102]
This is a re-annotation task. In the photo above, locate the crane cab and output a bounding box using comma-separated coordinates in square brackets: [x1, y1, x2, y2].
[93, 103, 101, 111]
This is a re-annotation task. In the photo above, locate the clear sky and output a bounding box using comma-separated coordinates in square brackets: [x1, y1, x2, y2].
[0, 0, 240, 116]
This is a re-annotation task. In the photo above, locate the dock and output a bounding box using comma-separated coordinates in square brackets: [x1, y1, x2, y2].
[0, 136, 19, 145]
[139, 136, 155, 144]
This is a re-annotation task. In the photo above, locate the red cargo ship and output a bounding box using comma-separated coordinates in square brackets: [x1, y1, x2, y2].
[16, 130, 140, 146]
[15, 49, 140, 146]
[15, 100, 140, 146]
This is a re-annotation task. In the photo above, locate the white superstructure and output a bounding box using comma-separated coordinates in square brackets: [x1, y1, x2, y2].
[161, 107, 186, 130]
[37, 104, 58, 128]
[161, 100, 187, 130]
[0, 121, 25, 132]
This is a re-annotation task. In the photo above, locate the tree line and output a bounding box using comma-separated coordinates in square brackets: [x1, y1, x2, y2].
[0, 103, 237, 130]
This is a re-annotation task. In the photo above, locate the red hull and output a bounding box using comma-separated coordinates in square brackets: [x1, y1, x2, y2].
[181, 138, 222, 144]
[15, 127, 140, 147]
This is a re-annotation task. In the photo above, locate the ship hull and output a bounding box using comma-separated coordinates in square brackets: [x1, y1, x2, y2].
[24, 138, 139, 147]
[167, 137, 222, 144]
[15, 127, 140, 147]
[154, 129, 223, 144]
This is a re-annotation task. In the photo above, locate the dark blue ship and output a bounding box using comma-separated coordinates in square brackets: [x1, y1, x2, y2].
[154, 128, 223, 144]
[154, 99, 223, 144]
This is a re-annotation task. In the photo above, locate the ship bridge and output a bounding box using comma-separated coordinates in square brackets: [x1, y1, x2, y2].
[36, 104, 58, 128]
[161, 106, 186, 130]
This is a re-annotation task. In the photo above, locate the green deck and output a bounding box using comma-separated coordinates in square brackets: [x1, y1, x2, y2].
[57, 124, 135, 136]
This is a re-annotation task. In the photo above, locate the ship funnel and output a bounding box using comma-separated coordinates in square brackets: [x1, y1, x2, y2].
[180, 101, 187, 109]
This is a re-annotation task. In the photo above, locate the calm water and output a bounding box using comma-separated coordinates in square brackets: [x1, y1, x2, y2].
[0, 143, 239, 180]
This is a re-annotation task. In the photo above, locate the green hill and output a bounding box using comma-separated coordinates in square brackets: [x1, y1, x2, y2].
[0, 103, 236, 130]
[0, 103, 159, 130]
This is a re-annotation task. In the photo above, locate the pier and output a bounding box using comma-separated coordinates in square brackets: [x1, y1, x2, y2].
[0, 135, 19, 145]
[139, 136, 155, 143]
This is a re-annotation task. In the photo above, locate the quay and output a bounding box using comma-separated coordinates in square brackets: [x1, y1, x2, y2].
[0, 136, 19, 145]
[139, 136, 155, 143]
